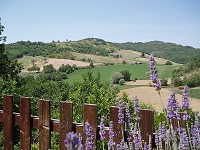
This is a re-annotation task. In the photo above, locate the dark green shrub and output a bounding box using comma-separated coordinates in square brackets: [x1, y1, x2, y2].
[165, 61, 173, 65]
[160, 79, 168, 86]
[172, 77, 183, 87]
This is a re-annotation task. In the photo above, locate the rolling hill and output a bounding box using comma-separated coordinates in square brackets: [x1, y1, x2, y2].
[5, 38, 200, 65]
[115, 41, 200, 64]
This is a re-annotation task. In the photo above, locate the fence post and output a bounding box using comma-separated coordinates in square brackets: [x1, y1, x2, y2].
[172, 112, 186, 129]
[110, 106, 123, 148]
[39, 100, 51, 150]
[139, 109, 154, 148]
[83, 104, 97, 149]
[20, 97, 31, 150]
[3, 95, 14, 150]
[59, 102, 73, 150]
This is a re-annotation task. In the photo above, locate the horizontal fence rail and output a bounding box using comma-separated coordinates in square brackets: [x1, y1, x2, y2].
[0, 94, 185, 150]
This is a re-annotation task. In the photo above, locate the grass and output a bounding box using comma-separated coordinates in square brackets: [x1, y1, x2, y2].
[174, 87, 200, 100]
[66, 63, 178, 84]
[189, 88, 200, 100]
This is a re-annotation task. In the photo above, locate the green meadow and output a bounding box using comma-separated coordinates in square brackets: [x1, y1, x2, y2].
[66, 63, 178, 84]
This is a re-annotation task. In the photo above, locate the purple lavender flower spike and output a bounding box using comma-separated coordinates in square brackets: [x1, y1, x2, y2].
[133, 96, 139, 114]
[108, 121, 115, 149]
[194, 111, 199, 127]
[178, 128, 190, 149]
[118, 99, 124, 124]
[182, 85, 189, 111]
[64, 132, 82, 150]
[125, 103, 132, 135]
[85, 121, 96, 150]
[166, 92, 178, 119]
[154, 80, 161, 91]
[182, 113, 190, 121]
[99, 116, 106, 141]
[148, 54, 162, 92]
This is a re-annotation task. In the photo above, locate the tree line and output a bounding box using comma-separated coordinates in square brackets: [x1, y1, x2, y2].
[116, 41, 200, 64]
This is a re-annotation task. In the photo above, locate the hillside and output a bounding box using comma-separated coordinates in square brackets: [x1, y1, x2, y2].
[115, 41, 200, 64]
[5, 38, 200, 64]
[5, 38, 120, 60]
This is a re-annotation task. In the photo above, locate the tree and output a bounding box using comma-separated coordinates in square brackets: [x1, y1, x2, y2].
[89, 62, 94, 68]
[0, 19, 22, 80]
[122, 60, 127, 65]
[165, 61, 173, 65]
[111, 72, 124, 84]
[141, 52, 145, 58]
[43, 64, 56, 73]
[120, 70, 131, 81]
[31, 59, 37, 66]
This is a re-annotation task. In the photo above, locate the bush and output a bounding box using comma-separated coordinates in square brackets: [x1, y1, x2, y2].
[119, 79, 125, 85]
[122, 60, 127, 65]
[172, 77, 183, 87]
[165, 61, 173, 65]
[89, 62, 94, 68]
[27, 65, 40, 72]
[110, 72, 124, 84]
[43, 64, 56, 73]
[160, 79, 168, 86]
[120, 70, 131, 81]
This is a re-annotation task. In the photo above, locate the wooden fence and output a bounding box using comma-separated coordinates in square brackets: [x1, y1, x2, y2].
[0, 94, 155, 150]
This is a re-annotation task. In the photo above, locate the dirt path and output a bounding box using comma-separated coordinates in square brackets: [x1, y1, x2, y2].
[119, 85, 200, 113]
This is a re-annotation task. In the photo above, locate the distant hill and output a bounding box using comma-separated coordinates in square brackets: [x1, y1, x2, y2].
[115, 41, 200, 64]
[5, 38, 120, 60]
[5, 39, 200, 64]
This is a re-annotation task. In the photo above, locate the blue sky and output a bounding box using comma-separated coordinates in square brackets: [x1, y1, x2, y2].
[1, 0, 200, 48]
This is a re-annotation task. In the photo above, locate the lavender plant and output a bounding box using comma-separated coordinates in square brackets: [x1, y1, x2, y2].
[148, 54, 200, 150]
[64, 132, 83, 150]
[108, 121, 115, 150]
[99, 116, 106, 149]
[85, 122, 96, 150]
[64, 54, 200, 150]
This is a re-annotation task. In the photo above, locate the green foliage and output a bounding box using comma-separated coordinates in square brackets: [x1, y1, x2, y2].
[120, 70, 131, 81]
[110, 72, 124, 84]
[27, 65, 40, 72]
[172, 58, 200, 77]
[67, 71, 117, 124]
[122, 60, 127, 65]
[116, 41, 200, 64]
[58, 64, 75, 73]
[43, 64, 56, 73]
[172, 58, 200, 87]
[184, 73, 200, 87]
[160, 78, 168, 86]
[141, 52, 145, 58]
[0, 22, 22, 80]
[165, 61, 173, 65]
[172, 77, 183, 87]
[89, 62, 94, 68]
[5, 38, 120, 60]
[119, 78, 125, 85]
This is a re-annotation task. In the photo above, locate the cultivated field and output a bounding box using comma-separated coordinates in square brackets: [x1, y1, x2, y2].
[119, 81, 200, 112]
[18, 56, 90, 71]
[72, 50, 180, 65]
